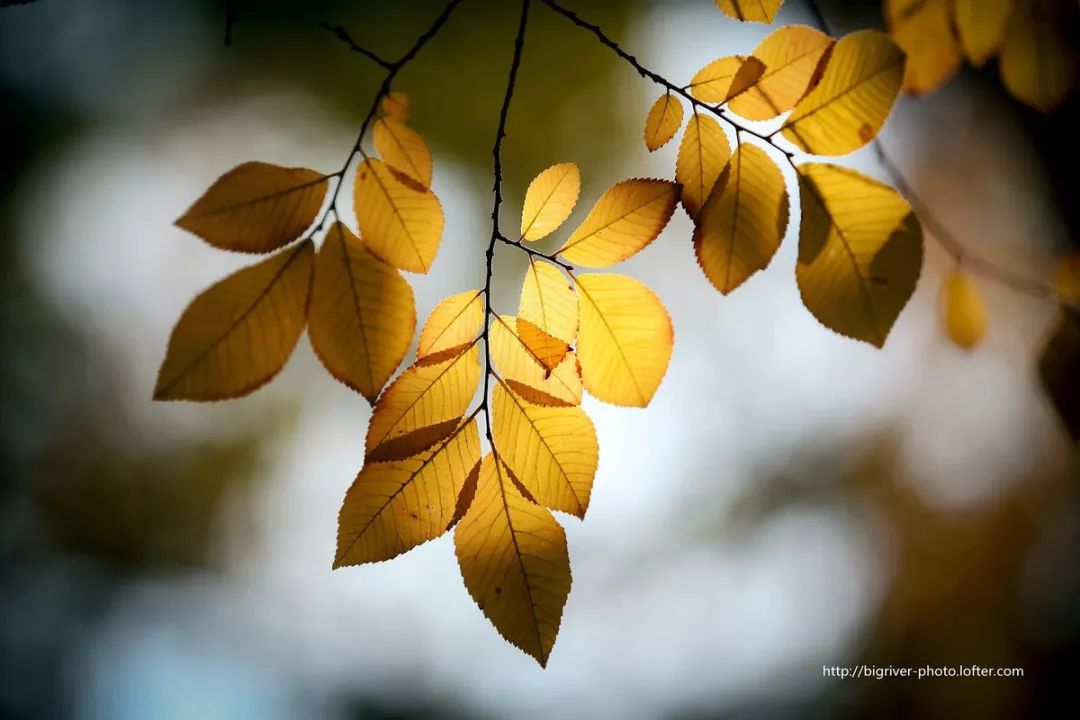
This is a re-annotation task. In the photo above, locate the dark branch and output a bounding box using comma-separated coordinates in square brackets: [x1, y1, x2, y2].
[318, 22, 394, 69]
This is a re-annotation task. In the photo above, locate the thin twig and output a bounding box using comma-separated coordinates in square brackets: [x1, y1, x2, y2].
[319, 22, 394, 69]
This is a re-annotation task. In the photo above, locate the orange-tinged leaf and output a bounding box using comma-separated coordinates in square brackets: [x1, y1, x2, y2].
[417, 290, 485, 359]
[688, 55, 757, 103]
[365, 345, 481, 462]
[154, 241, 313, 401]
[558, 179, 680, 268]
[644, 93, 684, 151]
[942, 270, 988, 350]
[380, 92, 410, 121]
[308, 223, 415, 403]
[796, 163, 923, 347]
[490, 316, 582, 407]
[694, 144, 789, 294]
[519, 259, 578, 344]
[175, 162, 328, 254]
[516, 317, 571, 371]
[886, 0, 962, 94]
[999, 0, 1076, 113]
[714, 0, 783, 23]
[781, 30, 905, 156]
[373, 117, 433, 188]
[520, 162, 581, 241]
[335, 419, 481, 567]
[954, 0, 1015, 66]
[724, 57, 767, 103]
[354, 158, 444, 273]
[454, 453, 571, 667]
[575, 273, 673, 407]
[676, 113, 731, 219]
[728, 25, 835, 121]
[1055, 255, 1080, 305]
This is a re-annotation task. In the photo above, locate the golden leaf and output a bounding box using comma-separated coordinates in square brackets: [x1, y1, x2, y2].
[643, 93, 684, 152]
[694, 144, 789, 294]
[886, 0, 962, 94]
[941, 270, 988, 350]
[154, 241, 313, 401]
[365, 345, 481, 462]
[675, 113, 731, 219]
[953, 0, 1014, 67]
[380, 92, 411, 122]
[417, 290, 485, 359]
[516, 317, 571, 371]
[1055, 255, 1080, 305]
[575, 273, 673, 407]
[373, 117, 433, 188]
[175, 162, 327, 254]
[781, 30, 905, 156]
[558, 179, 680, 268]
[454, 453, 572, 667]
[728, 25, 834, 121]
[354, 158, 444, 273]
[999, 0, 1076, 113]
[335, 419, 481, 567]
[490, 315, 583, 407]
[724, 57, 768, 103]
[519, 258, 578, 344]
[520, 162, 581, 241]
[714, 0, 783, 23]
[688, 55, 759, 103]
[796, 163, 923, 347]
[308, 223, 416, 403]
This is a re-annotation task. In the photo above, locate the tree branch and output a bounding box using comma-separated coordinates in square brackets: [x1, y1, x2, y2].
[318, 22, 394, 69]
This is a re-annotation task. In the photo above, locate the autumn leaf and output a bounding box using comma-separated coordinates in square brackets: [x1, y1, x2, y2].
[688, 55, 758, 103]
[354, 158, 444, 273]
[942, 270, 988, 350]
[492, 380, 598, 518]
[796, 163, 923, 347]
[727, 25, 834, 121]
[675, 113, 731, 219]
[175, 162, 328, 254]
[781, 30, 905, 156]
[365, 345, 481, 462]
[559, 179, 680, 267]
[373, 117, 434, 188]
[724, 57, 768, 103]
[886, 0, 962, 94]
[999, 0, 1076, 113]
[644, 92, 684, 151]
[953, 0, 1014, 67]
[154, 241, 313, 401]
[520, 162, 581, 241]
[308, 223, 416, 403]
[336, 419, 481, 567]
[714, 0, 783, 24]
[380, 91, 411, 121]
[575, 273, 673, 407]
[417, 290, 485, 359]
[519, 259, 578, 344]
[490, 316, 583, 407]
[454, 453, 572, 667]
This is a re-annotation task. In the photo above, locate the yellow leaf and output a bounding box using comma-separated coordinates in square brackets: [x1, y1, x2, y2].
[373, 117, 433, 188]
[380, 92, 411, 122]
[693, 144, 789, 294]
[490, 315, 582, 407]
[519, 258, 578, 344]
[724, 57, 768, 103]
[728, 25, 835, 121]
[335, 419, 481, 567]
[781, 30, 905, 156]
[688, 55, 759, 103]
[796, 163, 923, 347]
[520, 162, 581, 241]
[676, 113, 731, 219]
[886, 0, 962, 94]
[454, 453, 571, 667]
[354, 158, 444, 273]
[953, 0, 1015, 66]
[154, 241, 313, 401]
[942, 270, 988, 350]
[516, 317, 571, 371]
[1055, 255, 1080, 305]
[417, 290, 485, 359]
[643, 93, 684, 151]
[575, 273, 673, 407]
[175, 162, 328, 254]
[308, 223, 415, 403]
[999, 0, 1076, 113]
[714, 0, 783, 23]
[365, 345, 481, 462]
[558, 179, 680, 268]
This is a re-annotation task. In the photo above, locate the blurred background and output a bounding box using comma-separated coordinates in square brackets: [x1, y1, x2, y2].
[2, 0, 1078, 717]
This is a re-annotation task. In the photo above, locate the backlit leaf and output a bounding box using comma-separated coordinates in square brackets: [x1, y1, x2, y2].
[644, 93, 684, 151]
[454, 453, 571, 667]
[418, 290, 485, 359]
[728, 25, 834, 121]
[714, 0, 783, 23]
[942, 270, 988, 350]
[373, 117, 433, 188]
[519, 259, 578, 344]
[796, 163, 923, 347]
[575, 273, 673, 407]
[781, 30, 905, 156]
[308, 223, 416, 403]
[365, 345, 481, 462]
[354, 158, 444, 273]
[335, 419, 481, 567]
[954, 0, 1014, 66]
[154, 241, 313, 401]
[688, 55, 757, 103]
[676, 113, 731, 219]
[724, 57, 767, 103]
[490, 316, 582, 407]
[886, 0, 962, 94]
[999, 0, 1076, 113]
[559, 179, 680, 268]
[520, 162, 581, 241]
[175, 162, 327, 254]
[694, 144, 789, 295]
[380, 92, 411, 121]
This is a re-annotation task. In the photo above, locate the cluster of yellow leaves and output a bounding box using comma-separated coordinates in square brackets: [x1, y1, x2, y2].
[885, 0, 1078, 111]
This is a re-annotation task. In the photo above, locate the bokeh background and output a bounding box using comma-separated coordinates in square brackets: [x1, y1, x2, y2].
[2, 0, 1078, 718]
